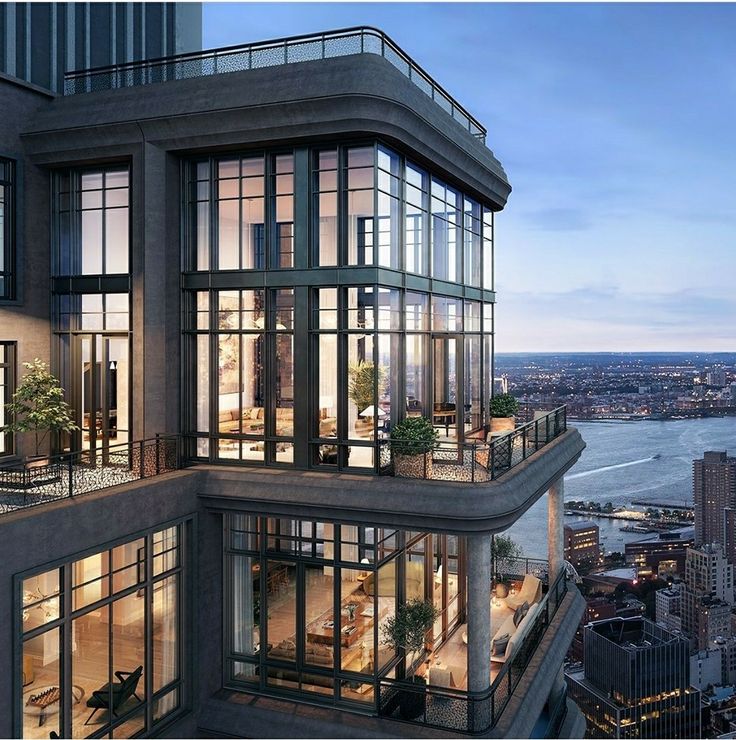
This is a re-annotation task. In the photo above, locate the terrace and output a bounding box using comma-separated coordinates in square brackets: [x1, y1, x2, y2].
[0, 407, 568, 516]
[62, 26, 487, 142]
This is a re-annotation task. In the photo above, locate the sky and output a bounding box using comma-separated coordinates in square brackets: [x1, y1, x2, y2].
[203, 3, 736, 353]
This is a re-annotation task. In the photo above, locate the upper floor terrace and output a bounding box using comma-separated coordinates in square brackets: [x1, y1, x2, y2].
[0, 407, 583, 533]
[62, 27, 488, 144]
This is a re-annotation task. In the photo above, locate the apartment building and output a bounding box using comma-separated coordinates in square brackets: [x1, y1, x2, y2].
[0, 22, 586, 739]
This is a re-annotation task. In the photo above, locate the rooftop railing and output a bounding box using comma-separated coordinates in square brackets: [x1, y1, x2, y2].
[377, 568, 570, 734]
[379, 405, 568, 483]
[62, 26, 487, 143]
[0, 435, 181, 516]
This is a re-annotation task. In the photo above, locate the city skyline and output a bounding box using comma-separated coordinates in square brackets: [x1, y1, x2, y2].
[204, 3, 736, 353]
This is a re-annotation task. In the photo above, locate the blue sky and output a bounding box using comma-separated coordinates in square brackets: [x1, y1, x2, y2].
[203, 3, 736, 352]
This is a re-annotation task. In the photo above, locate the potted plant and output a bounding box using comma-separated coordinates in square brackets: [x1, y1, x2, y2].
[491, 534, 524, 594]
[1, 359, 78, 463]
[381, 598, 440, 719]
[489, 393, 519, 433]
[390, 416, 438, 479]
[348, 360, 387, 436]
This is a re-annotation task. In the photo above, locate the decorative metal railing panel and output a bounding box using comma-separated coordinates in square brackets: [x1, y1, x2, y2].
[0, 435, 181, 515]
[379, 405, 567, 483]
[377, 569, 570, 735]
[62, 27, 486, 142]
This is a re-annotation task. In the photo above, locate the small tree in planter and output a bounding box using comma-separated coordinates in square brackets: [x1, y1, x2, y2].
[390, 416, 438, 479]
[489, 393, 519, 433]
[348, 361, 387, 436]
[491, 534, 524, 592]
[381, 598, 440, 719]
[1, 359, 78, 460]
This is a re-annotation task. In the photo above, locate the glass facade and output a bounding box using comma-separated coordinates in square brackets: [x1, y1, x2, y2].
[0, 157, 15, 300]
[224, 515, 464, 706]
[52, 168, 132, 455]
[0, 341, 15, 455]
[17, 522, 186, 739]
[183, 142, 495, 470]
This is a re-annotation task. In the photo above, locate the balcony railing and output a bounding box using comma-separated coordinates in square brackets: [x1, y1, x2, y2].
[377, 568, 570, 734]
[62, 26, 487, 142]
[379, 405, 567, 483]
[0, 435, 181, 516]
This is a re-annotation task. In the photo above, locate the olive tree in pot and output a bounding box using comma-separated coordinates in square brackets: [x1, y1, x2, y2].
[1, 359, 78, 463]
[390, 416, 438, 479]
[348, 361, 387, 437]
[381, 598, 440, 719]
[489, 393, 519, 433]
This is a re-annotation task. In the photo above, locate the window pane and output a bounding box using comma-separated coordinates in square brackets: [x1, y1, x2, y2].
[265, 561, 296, 662]
[81, 210, 103, 274]
[72, 607, 109, 737]
[304, 564, 335, 669]
[22, 630, 61, 739]
[105, 208, 129, 273]
[153, 575, 179, 692]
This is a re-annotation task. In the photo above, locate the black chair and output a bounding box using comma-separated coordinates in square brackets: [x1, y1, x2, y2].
[84, 665, 143, 725]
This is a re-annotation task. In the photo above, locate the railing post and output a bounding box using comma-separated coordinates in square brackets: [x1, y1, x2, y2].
[156, 434, 161, 475]
[139, 440, 145, 479]
[471, 443, 475, 483]
[68, 455, 73, 498]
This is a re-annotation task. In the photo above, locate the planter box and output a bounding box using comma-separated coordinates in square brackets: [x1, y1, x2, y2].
[490, 416, 516, 433]
[394, 452, 433, 479]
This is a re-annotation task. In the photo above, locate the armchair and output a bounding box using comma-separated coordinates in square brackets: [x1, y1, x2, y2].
[84, 665, 143, 725]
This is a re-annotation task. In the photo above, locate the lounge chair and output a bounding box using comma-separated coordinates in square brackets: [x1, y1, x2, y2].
[504, 574, 542, 611]
[84, 665, 143, 725]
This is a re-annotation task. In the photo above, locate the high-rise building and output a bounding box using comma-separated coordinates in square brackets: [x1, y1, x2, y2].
[0, 24, 588, 740]
[683, 544, 734, 650]
[567, 617, 701, 738]
[563, 521, 599, 568]
[0, 2, 202, 93]
[693, 451, 736, 560]
[656, 584, 682, 633]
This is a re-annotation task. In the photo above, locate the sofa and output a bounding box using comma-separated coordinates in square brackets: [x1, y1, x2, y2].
[363, 560, 424, 600]
[490, 602, 540, 664]
[269, 637, 333, 666]
[218, 407, 299, 437]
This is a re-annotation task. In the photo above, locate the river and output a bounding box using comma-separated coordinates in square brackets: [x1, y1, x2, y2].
[505, 416, 736, 558]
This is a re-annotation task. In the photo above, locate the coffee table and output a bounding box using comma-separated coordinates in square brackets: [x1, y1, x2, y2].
[23, 684, 84, 727]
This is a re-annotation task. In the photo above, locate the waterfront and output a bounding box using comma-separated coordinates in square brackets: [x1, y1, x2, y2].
[507, 416, 736, 558]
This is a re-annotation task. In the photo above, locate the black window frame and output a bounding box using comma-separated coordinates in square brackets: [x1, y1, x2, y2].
[0, 157, 16, 301]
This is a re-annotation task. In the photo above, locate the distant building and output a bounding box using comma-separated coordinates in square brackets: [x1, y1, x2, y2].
[0, 3, 202, 94]
[706, 368, 727, 387]
[570, 595, 617, 662]
[693, 452, 736, 561]
[564, 521, 600, 568]
[567, 617, 701, 738]
[626, 527, 694, 578]
[684, 544, 735, 649]
[656, 584, 683, 633]
[691, 648, 723, 690]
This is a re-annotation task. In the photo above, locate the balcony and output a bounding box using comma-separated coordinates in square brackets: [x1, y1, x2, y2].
[62, 26, 486, 142]
[379, 406, 568, 483]
[0, 436, 180, 515]
[376, 568, 571, 734]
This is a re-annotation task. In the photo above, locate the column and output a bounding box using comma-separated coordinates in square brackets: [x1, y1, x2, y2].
[466, 533, 492, 732]
[548, 476, 565, 583]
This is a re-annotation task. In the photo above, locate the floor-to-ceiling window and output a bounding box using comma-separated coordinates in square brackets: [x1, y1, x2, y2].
[183, 142, 496, 471]
[53, 167, 131, 455]
[225, 516, 466, 708]
[17, 521, 187, 739]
